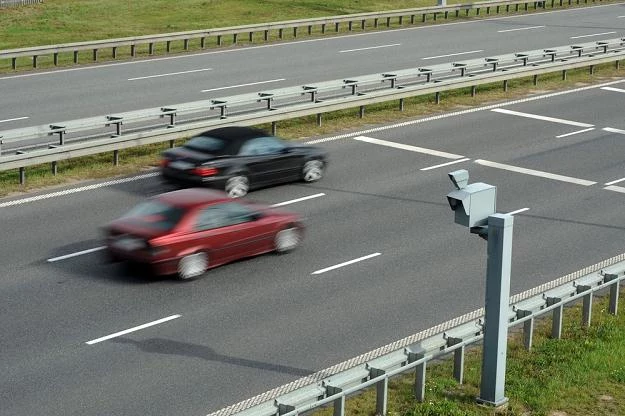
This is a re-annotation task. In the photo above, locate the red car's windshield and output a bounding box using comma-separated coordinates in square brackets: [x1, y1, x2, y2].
[122, 200, 185, 231]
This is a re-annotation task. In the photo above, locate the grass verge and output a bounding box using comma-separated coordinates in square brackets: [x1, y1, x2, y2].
[311, 290, 625, 416]
[2, 61, 623, 199]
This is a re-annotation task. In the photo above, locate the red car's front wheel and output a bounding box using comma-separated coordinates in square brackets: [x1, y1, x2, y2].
[177, 252, 209, 280]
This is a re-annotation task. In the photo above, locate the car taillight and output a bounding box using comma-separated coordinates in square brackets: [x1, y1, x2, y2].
[192, 166, 219, 177]
[160, 159, 170, 167]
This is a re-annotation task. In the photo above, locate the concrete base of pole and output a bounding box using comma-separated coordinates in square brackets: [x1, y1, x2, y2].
[476, 396, 509, 408]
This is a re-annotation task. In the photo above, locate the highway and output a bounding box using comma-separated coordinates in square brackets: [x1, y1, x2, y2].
[2, 78, 625, 415]
[1, 3, 625, 129]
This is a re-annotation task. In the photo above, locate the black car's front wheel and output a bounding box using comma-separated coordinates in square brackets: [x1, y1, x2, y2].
[225, 175, 249, 198]
[302, 160, 324, 182]
[177, 252, 208, 280]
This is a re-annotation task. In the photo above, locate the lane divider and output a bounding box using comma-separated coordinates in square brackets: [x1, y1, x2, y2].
[86, 314, 181, 345]
[312, 252, 381, 275]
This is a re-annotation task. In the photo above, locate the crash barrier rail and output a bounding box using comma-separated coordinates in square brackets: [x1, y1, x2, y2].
[1, 38, 625, 184]
[0, 0, 611, 70]
[204, 253, 625, 416]
[0, 0, 41, 7]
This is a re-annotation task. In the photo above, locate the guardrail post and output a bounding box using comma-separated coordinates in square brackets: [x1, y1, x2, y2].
[590, 65, 595, 75]
[471, 85, 477, 97]
[73, 50, 79, 64]
[562, 70, 567, 80]
[233, 33, 238, 44]
[422, 13, 426, 22]
[49, 145, 59, 175]
[547, 297, 563, 339]
[93, 48, 98, 62]
[603, 273, 619, 314]
[264, 30, 269, 41]
[249, 32, 254, 42]
[516, 309, 534, 350]
[368, 368, 388, 416]
[53, 52, 59, 66]
[533, 74, 538, 86]
[131, 44, 136, 57]
[435, 91, 441, 104]
[293, 27, 298, 38]
[374, 18, 379, 28]
[361, 19, 366, 30]
[200, 37, 206, 49]
[112, 46, 118, 59]
[348, 21, 353, 31]
[278, 29, 283, 39]
[308, 25, 313, 35]
[184, 39, 189, 50]
[359, 106, 365, 118]
[113, 150, 119, 166]
[316, 113, 322, 126]
[411, 348, 427, 402]
[503, 80, 508, 92]
[616, 60, 620, 70]
[577, 285, 592, 327]
[487, 6, 491, 14]
[166, 41, 171, 53]
[33, 55, 38, 68]
[399, 98, 404, 111]
[321, 23, 326, 34]
[217, 35, 222, 46]
[149, 43, 154, 55]
[325, 386, 345, 416]
[169, 140, 175, 148]
[12, 57, 17, 70]
[0, 139, 3, 156]
[335, 22, 340, 32]
[271, 122, 277, 136]
[446, 337, 465, 383]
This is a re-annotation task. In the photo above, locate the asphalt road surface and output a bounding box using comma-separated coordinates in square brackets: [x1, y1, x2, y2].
[2, 78, 625, 415]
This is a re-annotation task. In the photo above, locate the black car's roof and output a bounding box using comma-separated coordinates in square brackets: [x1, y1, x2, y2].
[196, 126, 270, 141]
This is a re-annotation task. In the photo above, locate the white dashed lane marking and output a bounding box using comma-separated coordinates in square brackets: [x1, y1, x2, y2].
[474, 160, 596, 186]
[491, 108, 594, 127]
[353, 136, 465, 160]
[86, 315, 181, 345]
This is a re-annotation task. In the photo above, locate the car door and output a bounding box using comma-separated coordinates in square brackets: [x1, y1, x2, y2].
[238, 136, 302, 185]
[190, 203, 267, 264]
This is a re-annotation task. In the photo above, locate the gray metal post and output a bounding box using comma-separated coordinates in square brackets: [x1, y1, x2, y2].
[604, 273, 619, 314]
[369, 368, 388, 415]
[578, 285, 592, 327]
[547, 297, 563, 339]
[477, 213, 513, 407]
[415, 357, 426, 402]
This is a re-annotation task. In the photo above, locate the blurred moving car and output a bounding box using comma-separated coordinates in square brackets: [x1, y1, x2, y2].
[104, 188, 304, 280]
[160, 126, 327, 198]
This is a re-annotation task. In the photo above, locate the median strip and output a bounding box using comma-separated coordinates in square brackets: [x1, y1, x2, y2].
[86, 315, 181, 345]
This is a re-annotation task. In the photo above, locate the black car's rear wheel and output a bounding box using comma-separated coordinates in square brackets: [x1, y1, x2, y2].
[274, 226, 302, 253]
[302, 160, 324, 182]
[177, 252, 208, 280]
[225, 175, 249, 198]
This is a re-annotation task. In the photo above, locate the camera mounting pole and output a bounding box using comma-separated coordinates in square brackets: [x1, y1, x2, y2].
[446, 169, 513, 408]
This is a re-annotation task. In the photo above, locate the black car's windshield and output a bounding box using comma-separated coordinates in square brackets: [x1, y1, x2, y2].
[184, 135, 229, 155]
[122, 200, 185, 230]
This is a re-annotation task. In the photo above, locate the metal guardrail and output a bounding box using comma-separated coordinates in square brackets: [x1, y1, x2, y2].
[0, 0, 610, 70]
[1, 38, 624, 183]
[0, 0, 41, 7]
[206, 253, 625, 416]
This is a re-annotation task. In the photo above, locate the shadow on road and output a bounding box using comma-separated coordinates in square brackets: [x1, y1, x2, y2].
[111, 337, 315, 377]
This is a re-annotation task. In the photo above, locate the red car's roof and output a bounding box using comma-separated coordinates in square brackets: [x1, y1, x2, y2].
[155, 188, 232, 209]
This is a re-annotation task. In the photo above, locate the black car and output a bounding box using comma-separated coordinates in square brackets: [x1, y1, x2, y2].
[160, 126, 327, 197]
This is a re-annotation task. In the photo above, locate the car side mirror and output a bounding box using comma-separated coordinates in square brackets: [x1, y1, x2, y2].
[250, 212, 263, 221]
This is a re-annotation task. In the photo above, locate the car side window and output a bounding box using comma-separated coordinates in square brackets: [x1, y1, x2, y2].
[194, 203, 256, 231]
[239, 136, 286, 156]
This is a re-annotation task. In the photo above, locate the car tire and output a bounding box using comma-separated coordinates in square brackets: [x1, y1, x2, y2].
[177, 252, 208, 280]
[225, 175, 249, 198]
[302, 159, 324, 182]
[274, 226, 302, 253]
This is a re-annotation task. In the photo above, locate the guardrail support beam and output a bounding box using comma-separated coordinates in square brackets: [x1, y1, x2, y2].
[368, 368, 388, 416]
[516, 309, 534, 350]
[325, 386, 345, 416]
[547, 297, 563, 339]
[113, 150, 119, 166]
[577, 285, 592, 327]
[603, 273, 620, 314]
[446, 337, 465, 383]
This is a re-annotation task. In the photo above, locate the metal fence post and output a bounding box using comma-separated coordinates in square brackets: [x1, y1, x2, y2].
[603, 273, 619, 314]
[547, 297, 563, 339]
[369, 368, 388, 416]
[447, 337, 465, 383]
[577, 285, 592, 327]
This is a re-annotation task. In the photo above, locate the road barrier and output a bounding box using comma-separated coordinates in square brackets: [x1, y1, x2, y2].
[0, 0, 42, 7]
[1, 38, 624, 184]
[0, 0, 612, 70]
[206, 253, 625, 416]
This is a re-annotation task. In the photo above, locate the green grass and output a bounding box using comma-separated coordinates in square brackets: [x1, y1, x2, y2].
[311, 292, 625, 416]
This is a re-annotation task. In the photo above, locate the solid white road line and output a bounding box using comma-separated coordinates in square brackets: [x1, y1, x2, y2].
[422, 50, 483, 60]
[420, 158, 471, 171]
[86, 315, 181, 345]
[605, 177, 625, 186]
[555, 127, 595, 138]
[201, 78, 285, 92]
[507, 207, 530, 215]
[128, 68, 212, 81]
[601, 86, 625, 93]
[47, 246, 106, 263]
[498, 25, 545, 33]
[491, 108, 594, 127]
[474, 159, 597, 186]
[339, 43, 401, 53]
[603, 127, 625, 135]
[271, 193, 325, 207]
[353, 136, 465, 160]
[0, 116, 29, 123]
[604, 185, 625, 193]
[570, 31, 616, 39]
[312, 253, 381, 275]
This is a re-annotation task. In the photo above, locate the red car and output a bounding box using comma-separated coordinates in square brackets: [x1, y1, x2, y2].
[104, 188, 304, 280]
